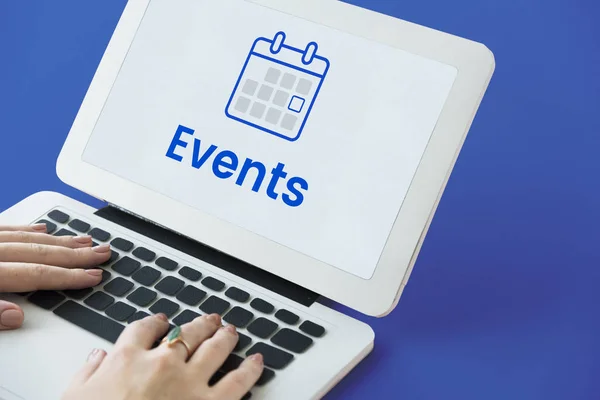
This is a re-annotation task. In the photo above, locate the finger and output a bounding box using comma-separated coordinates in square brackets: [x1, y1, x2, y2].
[211, 354, 264, 400]
[189, 323, 238, 378]
[0, 231, 93, 249]
[0, 224, 47, 233]
[70, 348, 107, 385]
[0, 263, 103, 292]
[116, 313, 170, 350]
[0, 300, 24, 330]
[0, 243, 111, 267]
[157, 314, 222, 361]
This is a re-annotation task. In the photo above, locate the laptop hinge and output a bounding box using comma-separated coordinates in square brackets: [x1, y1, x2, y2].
[94, 205, 320, 307]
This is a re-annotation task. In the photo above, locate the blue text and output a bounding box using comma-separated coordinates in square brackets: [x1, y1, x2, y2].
[165, 125, 308, 207]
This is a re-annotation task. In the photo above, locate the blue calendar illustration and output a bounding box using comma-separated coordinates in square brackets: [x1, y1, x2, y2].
[225, 31, 330, 142]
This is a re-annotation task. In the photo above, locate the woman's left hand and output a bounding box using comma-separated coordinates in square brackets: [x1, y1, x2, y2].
[0, 224, 112, 330]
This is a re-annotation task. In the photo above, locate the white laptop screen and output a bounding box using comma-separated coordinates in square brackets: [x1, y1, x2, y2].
[82, 0, 457, 280]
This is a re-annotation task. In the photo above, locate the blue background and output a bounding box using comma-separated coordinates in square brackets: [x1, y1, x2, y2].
[1, 1, 599, 399]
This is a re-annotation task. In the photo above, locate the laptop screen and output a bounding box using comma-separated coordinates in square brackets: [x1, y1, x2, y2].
[82, 0, 457, 280]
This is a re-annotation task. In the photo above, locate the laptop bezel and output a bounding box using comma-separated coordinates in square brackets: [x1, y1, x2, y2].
[56, 0, 495, 317]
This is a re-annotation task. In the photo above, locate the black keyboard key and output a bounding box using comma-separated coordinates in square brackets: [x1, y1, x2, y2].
[235, 332, 252, 352]
[128, 311, 150, 324]
[209, 370, 225, 386]
[275, 309, 299, 325]
[104, 277, 134, 297]
[199, 296, 230, 315]
[127, 287, 157, 307]
[201, 276, 225, 291]
[221, 357, 249, 388]
[54, 228, 76, 237]
[89, 228, 110, 242]
[63, 287, 93, 300]
[223, 307, 254, 328]
[48, 209, 69, 223]
[101, 250, 119, 267]
[178, 266, 202, 281]
[68, 219, 90, 233]
[172, 310, 201, 325]
[36, 219, 56, 234]
[29, 291, 65, 310]
[155, 276, 185, 296]
[112, 256, 140, 276]
[225, 287, 249, 302]
[176, 286, 206, 306]
[206, 370, 253, 400]
[299, 320, 325, 338]
[132, 247, 155, 262]
[247, 317, 278, 339]
[250, 298, 274, 314]
[132, 266, 161, 286]
[84, 291, 115, 311]
[256, 368, 276, 386]
[149, 298, 179, 318]
[54, 300, 124, 343]
[220, 353, 244, 373]
[155, 256, 178, 271]
[100, 270, 112, 284]
[271, 328, 313, 353]
[105, 301, 136, 322]
[246, 343, 293, 370]
[111, 237, 134, 252]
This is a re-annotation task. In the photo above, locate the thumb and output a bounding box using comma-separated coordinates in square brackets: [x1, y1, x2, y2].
[63, 348, 107, 398]
[71, 348, 107, 385]
[0, 300, 24, 330]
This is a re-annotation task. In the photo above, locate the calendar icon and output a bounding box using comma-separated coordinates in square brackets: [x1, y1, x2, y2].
[225, 31, 330, 142]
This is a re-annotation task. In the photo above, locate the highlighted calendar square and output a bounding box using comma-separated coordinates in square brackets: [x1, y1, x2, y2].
[225, 32, 330, 142]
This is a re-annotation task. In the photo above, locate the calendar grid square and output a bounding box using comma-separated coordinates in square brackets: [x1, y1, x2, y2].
[225, 31, 330, 142]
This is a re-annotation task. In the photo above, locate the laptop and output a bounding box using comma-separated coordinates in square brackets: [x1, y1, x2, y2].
[0, 0, 494, 399]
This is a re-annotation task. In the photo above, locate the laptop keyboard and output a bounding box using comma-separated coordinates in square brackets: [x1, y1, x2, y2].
[24, 209, 326, 399]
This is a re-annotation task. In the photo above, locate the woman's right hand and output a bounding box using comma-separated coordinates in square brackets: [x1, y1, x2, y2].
[62, 313, 264, 400]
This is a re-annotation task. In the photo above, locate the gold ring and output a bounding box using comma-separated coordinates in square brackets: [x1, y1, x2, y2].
[161, 326, 192, 358]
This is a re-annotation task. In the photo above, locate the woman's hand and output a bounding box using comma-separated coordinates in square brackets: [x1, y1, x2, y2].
[62, 313, 264, 400]
[0, 224, 111, 330]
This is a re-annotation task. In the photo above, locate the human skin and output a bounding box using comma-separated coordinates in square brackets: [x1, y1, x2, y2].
[0, 224, 263, 400]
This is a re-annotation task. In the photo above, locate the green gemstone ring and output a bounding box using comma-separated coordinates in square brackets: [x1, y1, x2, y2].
[161, 326, 192, 358]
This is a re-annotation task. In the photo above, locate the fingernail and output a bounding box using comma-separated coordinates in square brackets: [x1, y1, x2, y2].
[93, 244, 110, 253]
[249, 353, 263, 365]
[32, 223, 47, 232]
[224, 324, 237, 334]
[87, 348, 105, 361]
[208, 313, 221, 325]
[86, 269, 104, 276]
[73, 235, 92, 244]
[0, 309, 24, 329]
[87, 348, 99, 361]
[155, 313, 168, 322]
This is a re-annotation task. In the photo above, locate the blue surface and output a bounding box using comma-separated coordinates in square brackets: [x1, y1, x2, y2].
[1, 1, 599, 399]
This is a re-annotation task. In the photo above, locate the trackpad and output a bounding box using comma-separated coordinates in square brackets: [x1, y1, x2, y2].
[0, 386, 26, 400]
[0, 295, 113, 400]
